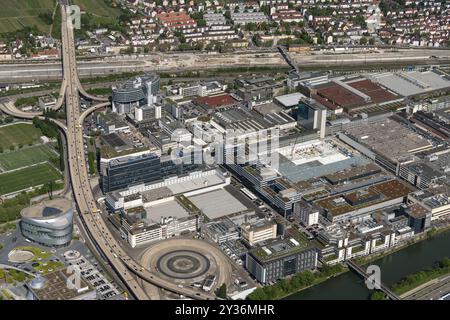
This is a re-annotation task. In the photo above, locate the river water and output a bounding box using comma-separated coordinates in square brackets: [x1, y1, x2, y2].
[284, 231, 450, 300]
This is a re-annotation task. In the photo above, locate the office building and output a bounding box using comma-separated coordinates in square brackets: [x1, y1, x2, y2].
[100, 152, 162, 193]
[296, 99, 327, 139]
[241, 219, 277, 246]
[293, 201, 319, 226]
[245, 236, 318, 284]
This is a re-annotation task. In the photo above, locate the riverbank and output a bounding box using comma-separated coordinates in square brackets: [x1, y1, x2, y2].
[392, 257, 450, 296]
[247, 264, 345, 300]
[400, 274, 450, 299]
[284, 227, 450, 300]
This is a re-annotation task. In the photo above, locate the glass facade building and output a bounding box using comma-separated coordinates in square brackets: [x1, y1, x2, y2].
[101, 153, 162, 193]
[112, 73, 160, 115]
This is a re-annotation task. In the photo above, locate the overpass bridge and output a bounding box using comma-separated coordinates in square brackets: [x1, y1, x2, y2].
[277, 45, 299, 72]
[346, 260, 400, 300]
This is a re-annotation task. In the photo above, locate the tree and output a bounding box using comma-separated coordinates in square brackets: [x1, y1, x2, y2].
[4, 116, 13, 124]
[370, 291, 387, 300]
[217, 283, 227, 299]
[360, 36, 368, 45]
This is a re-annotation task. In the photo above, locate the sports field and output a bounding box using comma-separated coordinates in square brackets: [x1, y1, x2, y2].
[0, 163, 62, 195]
[0, 144, 58, 172]
[0, 0, 56, 34]
[0, 123, 42, 150]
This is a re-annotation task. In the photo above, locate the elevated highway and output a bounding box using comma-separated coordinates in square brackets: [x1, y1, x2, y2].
[59, 1, 217, 300]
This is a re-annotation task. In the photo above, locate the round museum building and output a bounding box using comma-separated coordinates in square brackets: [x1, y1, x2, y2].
[20, 198, 74, 247]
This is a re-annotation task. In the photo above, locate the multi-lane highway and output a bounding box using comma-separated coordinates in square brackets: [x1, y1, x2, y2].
[59, 1, 217, 300]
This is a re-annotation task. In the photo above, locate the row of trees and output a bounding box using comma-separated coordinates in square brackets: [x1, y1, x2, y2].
[0, 183, 60, 223]
[0, 141, 34, 154]
[32, 117, 64, 171]
[0, 116, 14, 125]
[392, 257, 450, 295]
[247, 264, 344, 300]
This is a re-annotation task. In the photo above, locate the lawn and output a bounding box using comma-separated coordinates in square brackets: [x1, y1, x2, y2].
[32, 261, 65, 274]
[0, 144, 58, 172]
[0, 0, 56, 34]
[0, 163, 62, 195]
[73, 0, 121, 17]
[14, 246, 52, 260]
[0, 123, 42, 151]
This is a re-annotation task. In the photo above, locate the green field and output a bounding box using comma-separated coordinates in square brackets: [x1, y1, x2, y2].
[0, 163, 62, 195]
[73, 0, 120, 17]
[0, 123, 42, 150]
[0, 144, 57, 171]
[0, 0, 56, 34]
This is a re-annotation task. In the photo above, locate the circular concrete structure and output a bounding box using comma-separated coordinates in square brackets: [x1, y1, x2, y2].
[8, 249, 35, 263]
[140, 238, 232, 293]
[157, 250, 210, 279]
[63, 250, 81, 261]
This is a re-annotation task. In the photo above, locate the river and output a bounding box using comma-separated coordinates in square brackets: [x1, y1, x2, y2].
[284, 231, 450, 300]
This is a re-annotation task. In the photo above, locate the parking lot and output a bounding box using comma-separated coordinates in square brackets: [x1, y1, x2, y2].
[65, 253, 121, 300]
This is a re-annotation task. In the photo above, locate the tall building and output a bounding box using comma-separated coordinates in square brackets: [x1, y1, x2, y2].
[112, 73, 160, 115]
[296, 99, 327, 139]
[101, 153, 162, 193]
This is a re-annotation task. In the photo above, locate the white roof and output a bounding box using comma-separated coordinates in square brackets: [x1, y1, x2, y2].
[274, 92, 307, 107]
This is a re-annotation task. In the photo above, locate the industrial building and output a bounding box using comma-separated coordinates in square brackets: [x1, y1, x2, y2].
[341, 117, 433, 175]
[314, 179, 414, 224]
[371, 70, 450, 97]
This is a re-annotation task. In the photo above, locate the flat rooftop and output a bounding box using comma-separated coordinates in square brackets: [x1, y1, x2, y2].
[274, 92, 307, 108]
[28, 270, 93, 300]
[372, 70, 450, 97]
[276, 140, 371, 183]
[249, 232, 313, 263]
[315, 179, 413, 217]
[345, 118, 432, 162]
[167, 173, 225, 194]
[188, 189, 248, 220]
[346, 78, 399, 103]
[100, 132, 150, 159]
[316, 82, 366, 108]
[145, 199, 189, 224]
[21, 198, 72, 219]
